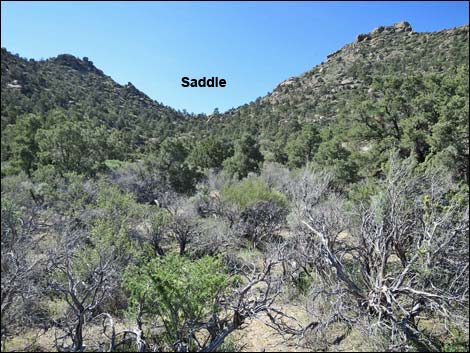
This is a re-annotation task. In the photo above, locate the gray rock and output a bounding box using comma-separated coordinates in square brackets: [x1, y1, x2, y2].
[394, 21, 412, 32]
[7, 83, 22, 89]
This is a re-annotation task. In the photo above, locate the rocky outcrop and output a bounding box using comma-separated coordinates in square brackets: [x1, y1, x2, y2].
[393, 21, 412, 32]
[278, 77, 297, 87]
[356, 33, 371, 43]
[124, 81, 145, 97]
[371, 26, 385, 35]
[52, 54, 104, 75]
[259, 22, 468, 125]
[370, 21, 412, 37]
[356, 22, 412, 43]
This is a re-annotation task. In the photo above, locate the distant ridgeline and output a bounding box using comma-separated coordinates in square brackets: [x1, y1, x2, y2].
[1, 22, 469, 184]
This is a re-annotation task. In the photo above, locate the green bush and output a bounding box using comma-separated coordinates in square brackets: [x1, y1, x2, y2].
[123, 254, 232, 350]
[221, 177, 287, 210]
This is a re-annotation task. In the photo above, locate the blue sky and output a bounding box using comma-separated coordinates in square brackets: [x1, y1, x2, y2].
[1, 1, 468, 114]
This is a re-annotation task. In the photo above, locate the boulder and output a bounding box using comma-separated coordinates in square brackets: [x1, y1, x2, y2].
[394, 21, 412, 32]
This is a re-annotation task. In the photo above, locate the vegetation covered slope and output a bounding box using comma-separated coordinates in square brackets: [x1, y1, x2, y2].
[0, 48, 197, 128]
[1, 48, 210, 175]
[1, 22, 469, 352]
[216, 22, 468, 130]
[2, 22, 468, 184]
[210, 22, 469, 183]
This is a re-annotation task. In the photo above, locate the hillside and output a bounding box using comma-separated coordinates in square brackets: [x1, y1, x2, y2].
[217, 22, 468, 129]
[1, 48, 205, 150]
[210, 22, 469, 182]
[1, 21, 469, 352]
[1, 48, 183, 122]
[2, 21, 468, 182]
[3, 22, 468, 137]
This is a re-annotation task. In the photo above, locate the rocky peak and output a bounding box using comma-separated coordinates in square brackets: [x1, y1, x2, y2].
[372, 21, 412, 35]
[52, 54, 104, 75]
[356, 21, 413, 42]
[260, 23, 467, 125]
[393, 21, 412, 32]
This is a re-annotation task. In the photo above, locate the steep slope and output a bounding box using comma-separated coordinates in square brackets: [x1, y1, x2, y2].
[214, 22, 468, 133]
[263, 22, 468, 119]
[1, 48, 203, 145]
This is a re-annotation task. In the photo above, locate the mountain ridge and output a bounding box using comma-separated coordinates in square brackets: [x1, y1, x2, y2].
[1, 22, 468, 179]
[227, 22, 469, 125]
[3, 22, 468, 119]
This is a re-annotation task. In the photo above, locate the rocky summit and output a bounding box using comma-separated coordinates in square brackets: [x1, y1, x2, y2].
[213, 22, 468, 129]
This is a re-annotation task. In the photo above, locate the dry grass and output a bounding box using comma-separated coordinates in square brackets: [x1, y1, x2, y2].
[233, 304, 310, 352]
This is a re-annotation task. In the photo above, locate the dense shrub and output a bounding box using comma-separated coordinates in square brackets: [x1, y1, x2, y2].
[221, 177, 288, 211]
[123, 254, 232, 351]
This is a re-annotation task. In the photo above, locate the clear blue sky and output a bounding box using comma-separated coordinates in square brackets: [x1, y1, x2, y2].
[1, 1, 468, 114]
